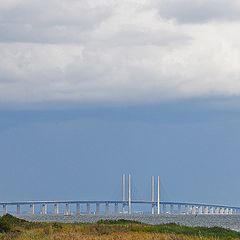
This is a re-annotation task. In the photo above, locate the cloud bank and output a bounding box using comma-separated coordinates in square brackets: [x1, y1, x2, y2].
[1, 0, 240, 104]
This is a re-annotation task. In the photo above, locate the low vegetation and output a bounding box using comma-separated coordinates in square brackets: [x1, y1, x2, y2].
[0, 214, 240, 240]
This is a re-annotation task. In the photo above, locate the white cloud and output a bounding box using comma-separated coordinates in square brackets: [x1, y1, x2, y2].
[1, 0, 240, 105]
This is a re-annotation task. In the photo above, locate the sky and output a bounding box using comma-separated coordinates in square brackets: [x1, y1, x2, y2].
[1, 0, 240, 208]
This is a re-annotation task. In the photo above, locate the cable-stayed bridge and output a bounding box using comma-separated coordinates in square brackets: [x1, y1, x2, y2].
[1, 174, 239, 216]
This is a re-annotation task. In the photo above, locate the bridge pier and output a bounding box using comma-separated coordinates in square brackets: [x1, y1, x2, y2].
[114, 203, 118, 214]
[105, 203, 109, 215]
[128, 203, 131, 214]
[204, 206, 209, 214]
[30, 204, 35, 215]
[210, 207, 214, 214]
[151, 203, 155, 215]
[187, 205, 191, 214]
[220, 208, 224, 214]
[170, 204, 174, 214]
[163, 204, 166, 214]
[185, 205, 188, 214]
[87, 203, 90, 214]
[54, 203, 59, 215]
[222, 208, 225, 214]
[191, 206, 196, 215]
[122, 203, 125, 213]
[218, 208, 222, 214]
[196, 206, 200, 214]
[3, 204, 7, 215]
[76, 203, 80, 215]
[42, 204, 47, 215]
[17, 204, 20, 215]
[227, 208, 231, 215]
[223, 208, 227, 214]
[224, 208, 228, 215]
[188, 206, 192, 214]
[178, 204, 181, 214]
[65, 203, 70, 215]
[228, 208, 231, 215]
[223, 208, 226, 214]
[96, 203, 100, 215]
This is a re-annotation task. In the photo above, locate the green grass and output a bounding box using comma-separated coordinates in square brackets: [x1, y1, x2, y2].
[130, 223, 240, 239]
[94, 220, 240, 239]
[1, 215, 240, 240]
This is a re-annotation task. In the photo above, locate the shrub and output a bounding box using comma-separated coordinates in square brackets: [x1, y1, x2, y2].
[0, 218, 11, 233]
[0, 214, 28, 233]
[52, 222, 63, 229]
[97, 219, 141, 225]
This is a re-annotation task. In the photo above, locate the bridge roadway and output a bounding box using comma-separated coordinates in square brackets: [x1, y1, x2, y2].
[1, 200, 240, 215]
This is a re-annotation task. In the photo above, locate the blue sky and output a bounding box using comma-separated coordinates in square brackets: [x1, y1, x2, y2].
[1, 99, 240, 206]
[1, 0, 240, 207]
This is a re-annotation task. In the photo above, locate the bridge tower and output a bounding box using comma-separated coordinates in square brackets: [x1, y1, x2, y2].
[122, 174, 126, 213]
[157, 176, 160, 214]
[151, 176, 155, 214]
[128, 174, 131, 214]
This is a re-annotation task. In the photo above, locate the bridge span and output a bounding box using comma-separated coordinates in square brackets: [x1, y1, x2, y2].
[1, 174, 239, 216]
[0, 200, 240, 216]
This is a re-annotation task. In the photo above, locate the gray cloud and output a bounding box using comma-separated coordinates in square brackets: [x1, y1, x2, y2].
[0, 0, 112, 44]
[156, 0, 240, 23]
[1, 0, 240, 105]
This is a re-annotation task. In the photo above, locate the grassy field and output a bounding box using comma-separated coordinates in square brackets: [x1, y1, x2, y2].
[0, 214, 240, 240]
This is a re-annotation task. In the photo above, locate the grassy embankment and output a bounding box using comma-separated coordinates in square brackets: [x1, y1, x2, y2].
[0, 214, 240, 240]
